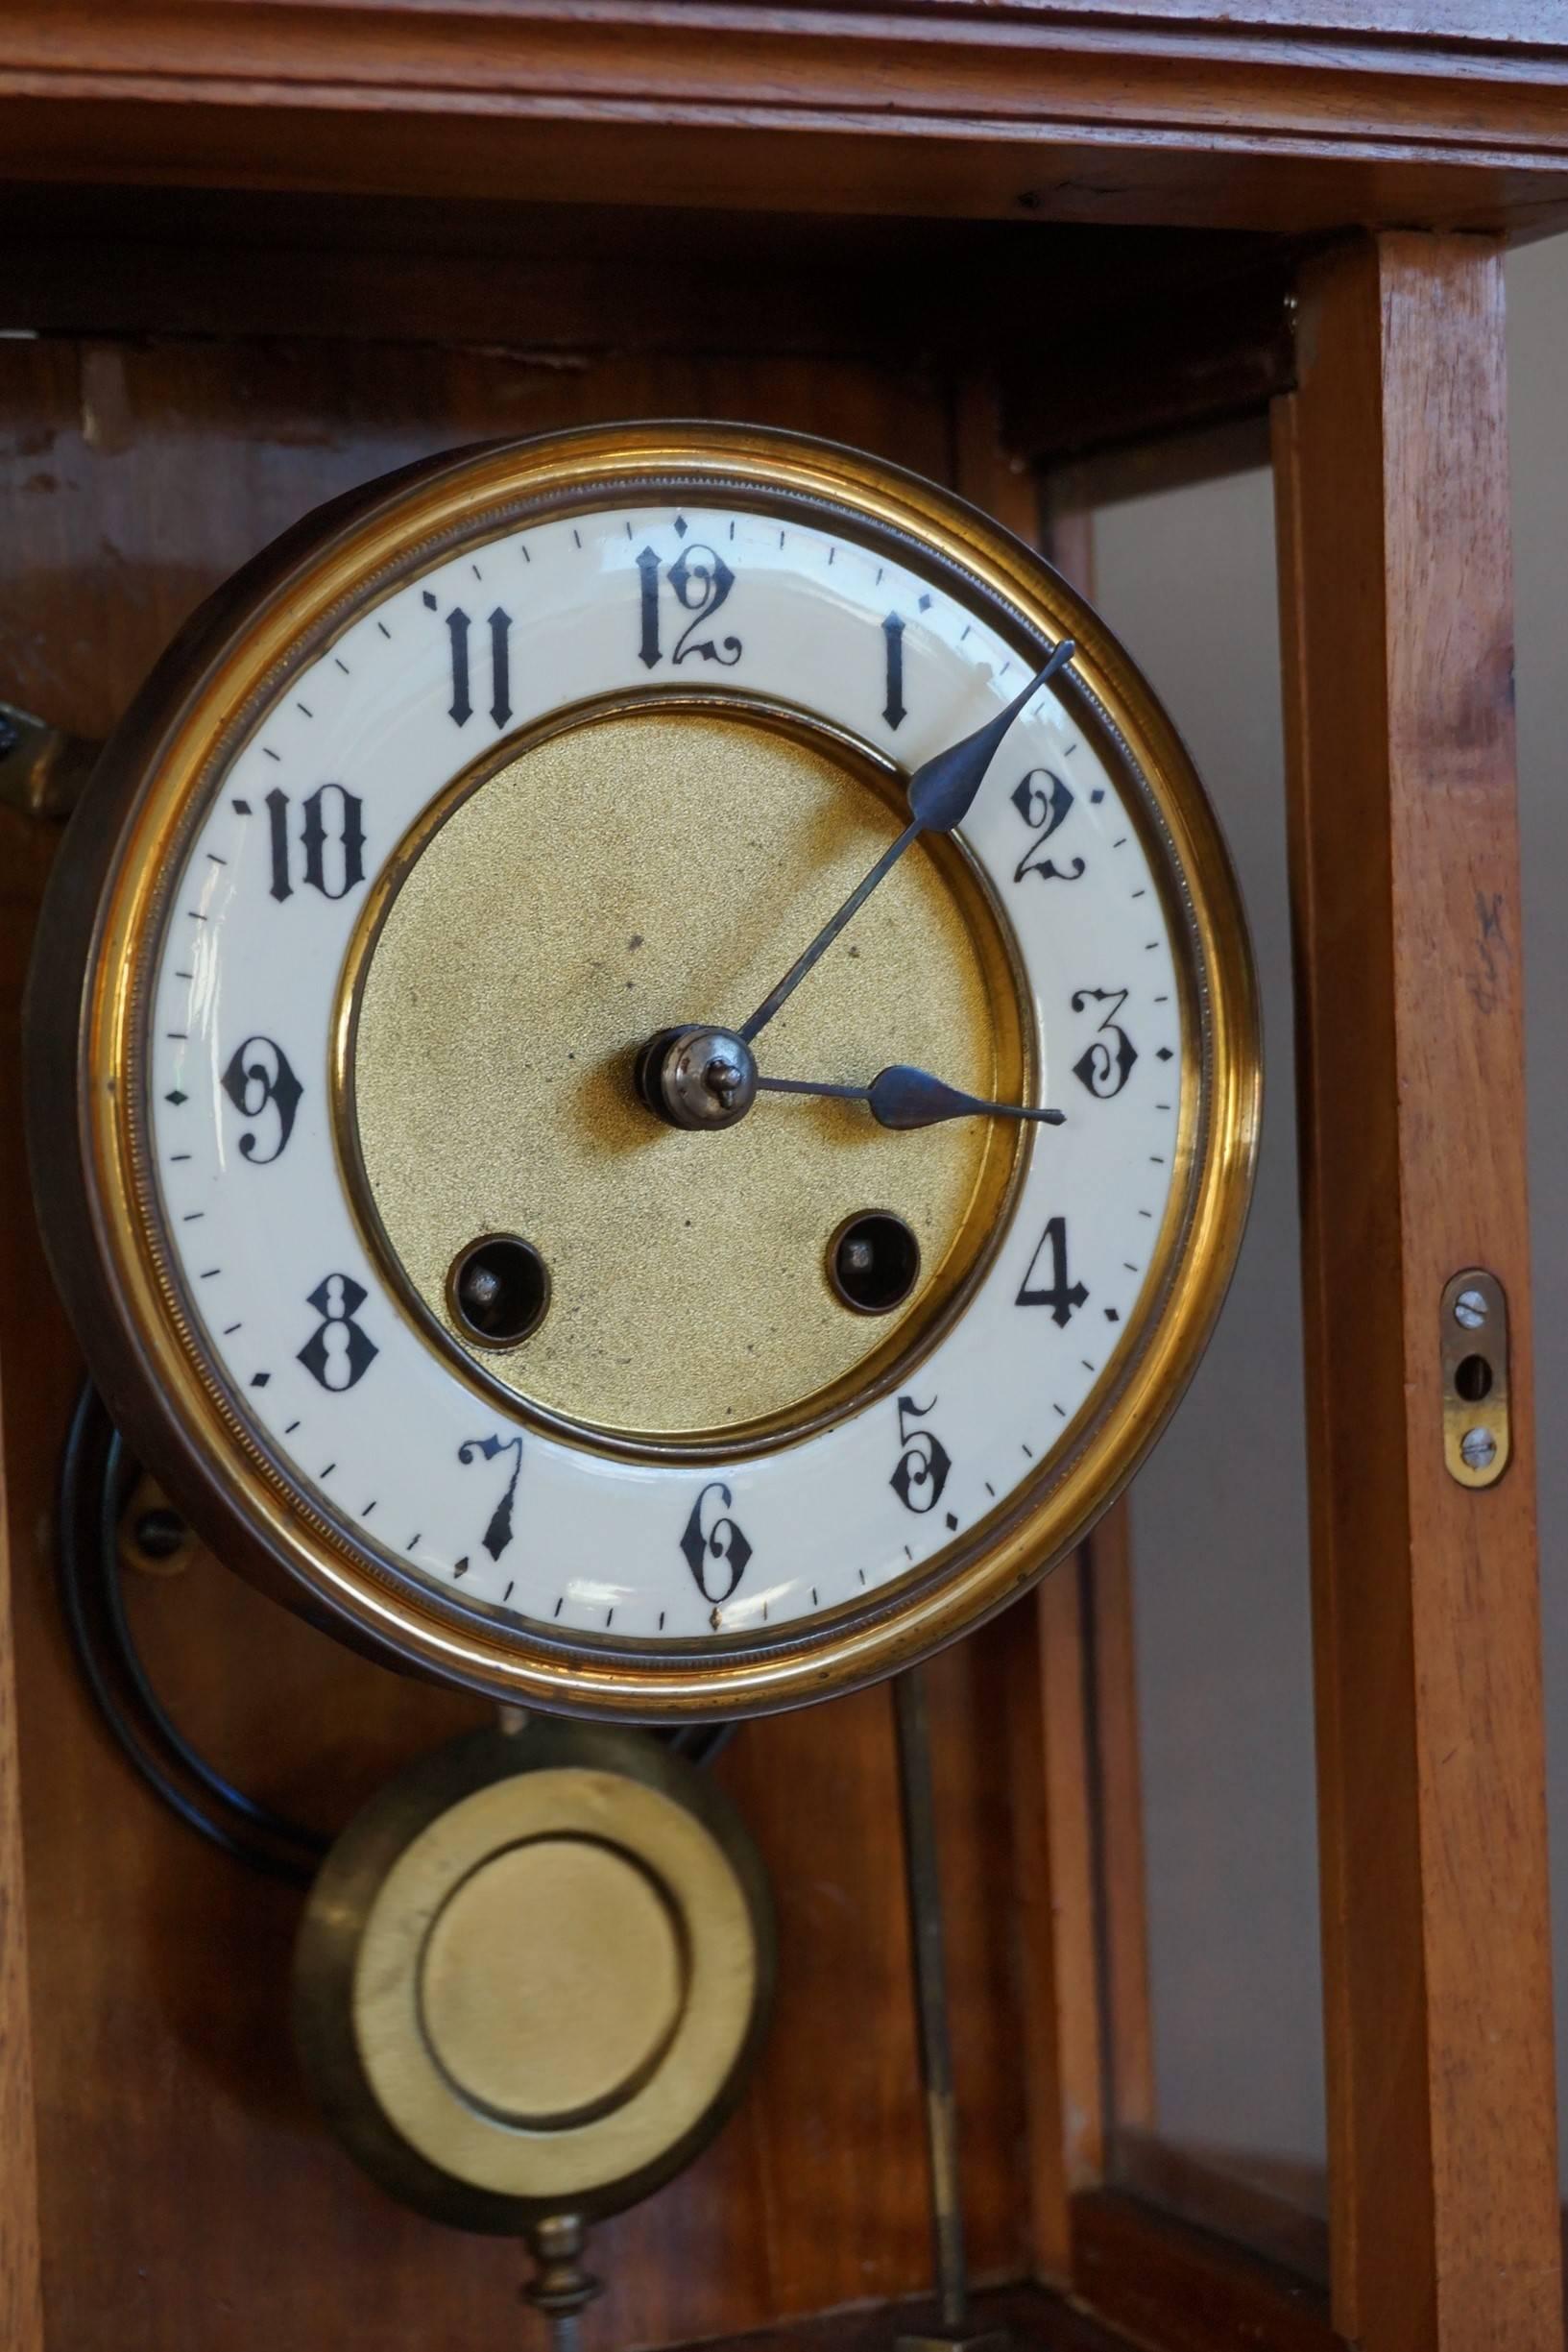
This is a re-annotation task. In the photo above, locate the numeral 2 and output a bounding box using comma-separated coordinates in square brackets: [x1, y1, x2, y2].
[1010, 768, 1085, 885]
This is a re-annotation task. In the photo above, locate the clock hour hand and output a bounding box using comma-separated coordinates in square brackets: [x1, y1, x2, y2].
[736, 636, 1076, 1046]
[757, 1064, 1065, 1132]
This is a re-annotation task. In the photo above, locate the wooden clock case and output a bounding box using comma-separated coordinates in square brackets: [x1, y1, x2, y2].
[0, 10, 1561, 2352]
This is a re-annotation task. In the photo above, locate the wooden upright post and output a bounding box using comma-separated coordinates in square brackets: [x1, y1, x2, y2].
[1274, 233, 1561, 2351]
[0, 1394, 43, 2352]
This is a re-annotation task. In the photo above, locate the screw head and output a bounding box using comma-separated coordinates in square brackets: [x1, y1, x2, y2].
[1454, 1288, 1488, 1330]
[133, 1505, 187, 1561]
[1459, 1425, 1497, 1472]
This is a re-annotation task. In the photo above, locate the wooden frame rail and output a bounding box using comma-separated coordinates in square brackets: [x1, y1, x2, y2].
[1274, 230, 1560, 2352]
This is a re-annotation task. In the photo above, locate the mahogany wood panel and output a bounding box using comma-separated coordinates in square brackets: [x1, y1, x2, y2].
[0, 1346, 42, 2350]
[5, 5, 1568, 237]
[660, 2275, 1138, 2352]
[1083, 1502, 1154, 2140]
[1273, 233, 1561, 2351]
[1072, 2190, 1337, 2352]
[0, 333, 1035, 2350]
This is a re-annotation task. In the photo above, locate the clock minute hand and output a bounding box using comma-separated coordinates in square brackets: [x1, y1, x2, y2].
[736, 636, 1076, 1046]
[757, 1064, 1065, 1132]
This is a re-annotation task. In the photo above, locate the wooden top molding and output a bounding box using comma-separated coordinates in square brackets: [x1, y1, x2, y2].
[3, 3, 1568, 235]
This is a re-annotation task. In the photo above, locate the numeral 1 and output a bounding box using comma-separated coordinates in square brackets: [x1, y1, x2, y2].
[881, 611, 906, 729]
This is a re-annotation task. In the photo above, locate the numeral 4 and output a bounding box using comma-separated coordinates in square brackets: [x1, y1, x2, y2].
[1016, 1217, 1088, 1325]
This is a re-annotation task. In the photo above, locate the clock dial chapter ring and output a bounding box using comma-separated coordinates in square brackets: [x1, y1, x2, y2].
[329, 687, 1031, 1461]
[33, 423, 1259, 1716]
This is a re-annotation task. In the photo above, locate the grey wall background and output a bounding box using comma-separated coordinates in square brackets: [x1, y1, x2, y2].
[1088, 235, 1568, 2176]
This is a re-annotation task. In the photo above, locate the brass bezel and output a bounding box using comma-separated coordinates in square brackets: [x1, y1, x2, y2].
[33, 421, 1261, 1718]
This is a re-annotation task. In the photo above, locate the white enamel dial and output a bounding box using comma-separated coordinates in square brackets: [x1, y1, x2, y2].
[142, 490, 1190, 1652]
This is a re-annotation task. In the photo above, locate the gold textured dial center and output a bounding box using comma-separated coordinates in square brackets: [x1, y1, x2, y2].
[341, 697, 1025, 1445]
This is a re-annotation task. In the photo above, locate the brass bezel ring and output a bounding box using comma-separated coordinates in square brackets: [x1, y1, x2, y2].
[37, 421, 1261, 1718]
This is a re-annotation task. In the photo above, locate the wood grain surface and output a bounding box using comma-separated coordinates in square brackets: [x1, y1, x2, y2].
[4, 4, 1568, 237]
[0, 335, 1038, 2349]
[1072, 2189, 1336, 2352]
[0, 1298, 42, 2352]
[1274, 232, 1562, 2352]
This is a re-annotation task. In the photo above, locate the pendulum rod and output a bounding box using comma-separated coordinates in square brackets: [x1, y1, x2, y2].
[892, 1666, 1007, 2352]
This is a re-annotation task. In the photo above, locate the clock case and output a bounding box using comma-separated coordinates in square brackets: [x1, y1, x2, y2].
[23, 424, 1259, 1721]
[0, 18, 1557, 2348]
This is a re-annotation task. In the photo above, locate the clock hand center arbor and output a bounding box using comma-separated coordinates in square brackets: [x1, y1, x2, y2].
[635, 1025, 760, 1131]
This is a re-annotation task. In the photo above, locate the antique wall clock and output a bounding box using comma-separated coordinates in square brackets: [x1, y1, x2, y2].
[27, 422, 1258, 1720]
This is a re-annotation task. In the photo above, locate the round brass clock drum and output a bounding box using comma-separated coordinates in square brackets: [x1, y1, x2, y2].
[292, 1721, 774, 2238]
[27, 422, 1260, 1719]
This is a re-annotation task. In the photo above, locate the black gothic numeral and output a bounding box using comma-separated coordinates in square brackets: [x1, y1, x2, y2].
[889, 1393, 952, 1515]
[637, 545, 662, 669]
[219, 1034, 303, 1164]
[679, 1480, 753, 1603]
[881, 611, 907, 729]
[1071, 987, 1139, 1100]
[1010, 767, 1086, 886]
[298, 1273, 378, 1391]
[1016, 1216, 1089, 1326]
[457, 1433, 524, 1561]
[266, 784, 366, 903]
[428, 593, 515, 730]
[635, 543, 741, 668]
